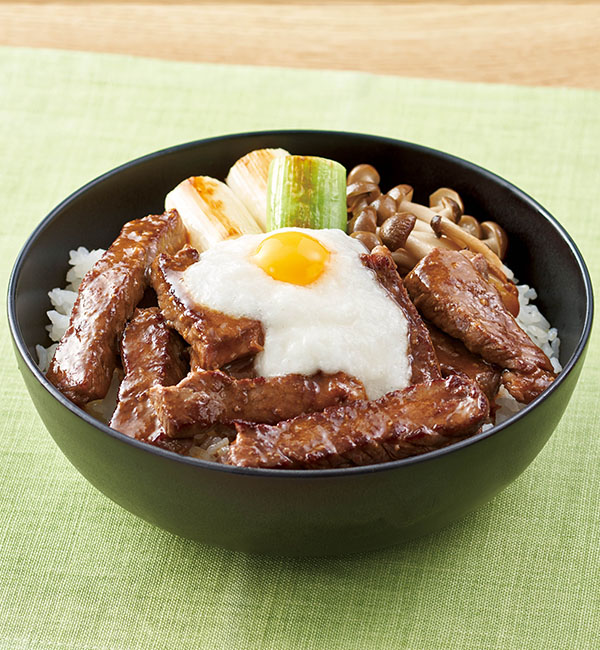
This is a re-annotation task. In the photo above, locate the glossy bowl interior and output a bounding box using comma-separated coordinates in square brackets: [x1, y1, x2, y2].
[8, 131, 593, 556]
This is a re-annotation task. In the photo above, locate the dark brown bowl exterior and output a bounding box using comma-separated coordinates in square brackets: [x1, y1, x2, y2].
[8, 131, 593, 556]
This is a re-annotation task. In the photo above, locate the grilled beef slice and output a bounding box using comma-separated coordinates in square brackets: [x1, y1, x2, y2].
[47, 210, 186, 406]
[404, 248, 555, 404]
[149, 370, 367, 438]
[110, 307, 188, 441]
[426, 322, 502, 402]
[361, 249, 441, 384]
[226, 375, 489, 469]
[462, 250, 520, 317]
[150, 246, 265, 370]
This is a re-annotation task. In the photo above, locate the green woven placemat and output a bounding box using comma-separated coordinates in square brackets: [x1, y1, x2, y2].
[1, 47, 598, 650]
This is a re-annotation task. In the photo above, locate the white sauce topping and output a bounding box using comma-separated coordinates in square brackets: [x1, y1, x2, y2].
[182, 228, 411, 399]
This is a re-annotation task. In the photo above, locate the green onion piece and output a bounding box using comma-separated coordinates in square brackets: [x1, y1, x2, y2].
[225, 148, 289, 231]
[266, 155, 347, 231]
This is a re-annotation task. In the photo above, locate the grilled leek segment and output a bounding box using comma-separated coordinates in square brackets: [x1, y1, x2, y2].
[226, 148, 289, 230]
[267, 155, 347, 231]
[165, 176, 262, 251]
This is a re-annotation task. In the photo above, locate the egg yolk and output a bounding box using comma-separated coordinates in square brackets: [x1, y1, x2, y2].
[252, 231, 330, 285]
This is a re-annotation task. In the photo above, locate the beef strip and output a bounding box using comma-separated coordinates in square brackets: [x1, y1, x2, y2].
[109, 307, 188, 441]
[220, 356, 257, 379]
[149, 370, 367, 438]
[461, 250, 519, 316]
[47, 210, 186, 406]
[404, 248, 555, 404]
[361, 248, 441, 384]
[426, 322, 502, 401]
[151, 246, 265, 370]
[226, 375, 489, 469]
[188, 346, 257, 377]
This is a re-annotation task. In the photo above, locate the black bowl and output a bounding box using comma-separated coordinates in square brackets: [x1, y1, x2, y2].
[8, 131, 593, 556]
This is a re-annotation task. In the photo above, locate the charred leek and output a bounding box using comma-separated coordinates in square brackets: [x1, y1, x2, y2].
[226, 148, 289, 230]
[267, 155, 347, 231]
[165, 176, 262, 251]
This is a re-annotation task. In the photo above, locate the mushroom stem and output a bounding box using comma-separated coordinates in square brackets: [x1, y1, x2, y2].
[391, 248, 419, 271]
[410, 231, 461, 251]
[411, 219, 431, 232]
[430, 215, 503, 269]
[397, 199, 438, 223]
[378, 222, 462, 271]
[398, 198, 457, 224]
[403, 230, 460, 262]
[403, 232, 438, 261]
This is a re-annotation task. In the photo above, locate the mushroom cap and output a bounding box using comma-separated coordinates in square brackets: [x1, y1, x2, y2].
[387, 184, 414, 203]
[391, 248, 417, 272]
[379, 213, 417, 251]
[429, 187, 464, 214]
[350, 230, 382, 251]
[437, 197, 462, 223]
[372, 194, 398, 225]
[480, 221, 508, 259]
[348, 206, 377, 233]
[347, 164, 380, 186]
[346, 181, 380, 214]
[458, 214, 482, 239]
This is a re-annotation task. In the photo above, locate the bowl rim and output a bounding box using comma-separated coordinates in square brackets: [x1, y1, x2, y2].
[7, 129, 595, 479]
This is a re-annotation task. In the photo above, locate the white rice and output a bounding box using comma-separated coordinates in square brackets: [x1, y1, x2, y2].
[38, 247, 562, 458]
[188, 435, 231, 462]
[515, 284, 562, 374]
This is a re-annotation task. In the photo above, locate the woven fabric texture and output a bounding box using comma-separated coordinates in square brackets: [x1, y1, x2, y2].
[0, 47, 598, 650]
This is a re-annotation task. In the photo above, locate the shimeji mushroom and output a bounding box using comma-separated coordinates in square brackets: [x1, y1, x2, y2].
[429, 187, 464, 217]
[347, 164, 380, 186]
[346, 164, 382, 215]
[347, 191, 471, 265]
[345, 165, 510, 274]
[457, 215, 482, 238]
[429, 189, 509, 261]
[387, 184, 414, 203]
[347, 181, 380, 215]
[371, 194, 400, 225]
[391, 248, 418, 272]
[395, 186, 462, 224]
[430, 215, 503, 270]
[348, 206, 378, 233]
[379, 213, 417, 251]
[480, 221, 508, 259]
[390, 187, 504, 270]
[407, 230, 461, 253]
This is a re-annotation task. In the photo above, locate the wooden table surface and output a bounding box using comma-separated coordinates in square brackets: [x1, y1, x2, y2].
[2, 1, 599, 89]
